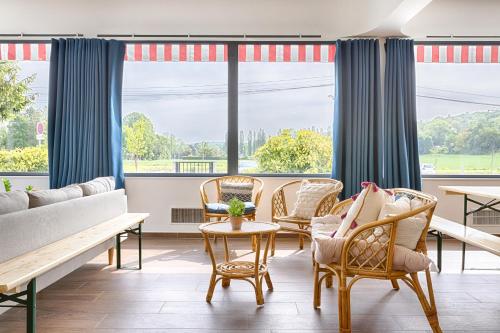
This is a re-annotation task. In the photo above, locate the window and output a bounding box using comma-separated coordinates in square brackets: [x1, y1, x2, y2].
[238, 44, 335, 174]
[415, 44, 500, 175]
[122, 43, 228, 174]
[0, 43, 50, 173]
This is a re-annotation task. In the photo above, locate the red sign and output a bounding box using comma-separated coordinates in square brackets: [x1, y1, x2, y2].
[36, 122, 44, 135]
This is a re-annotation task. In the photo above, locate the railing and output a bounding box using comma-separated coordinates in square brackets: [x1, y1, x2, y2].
[175, 161, 214, 173]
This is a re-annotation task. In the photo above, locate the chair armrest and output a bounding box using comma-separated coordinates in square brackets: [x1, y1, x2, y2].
[329, 198, 354, 216]
[253, 178, 264, 208]
[315, 190, 342, 217]
[199, 179, 213, 207]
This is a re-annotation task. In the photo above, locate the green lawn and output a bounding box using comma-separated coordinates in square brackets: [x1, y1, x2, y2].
[124, 159, 227, 173]
[125, 154, 499, 175]
[420, 153, 500, 174]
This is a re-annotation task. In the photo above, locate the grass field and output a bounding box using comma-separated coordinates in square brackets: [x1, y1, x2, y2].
[124, 153, 500, 175]
[420, 153, 500, 174]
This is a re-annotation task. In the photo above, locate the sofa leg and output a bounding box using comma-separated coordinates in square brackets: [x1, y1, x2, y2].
[390, 279, 400, 290]
[107, 248, 114, 265]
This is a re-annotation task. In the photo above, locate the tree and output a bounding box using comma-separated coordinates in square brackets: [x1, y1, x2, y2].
[7, 107, 46, 149]
[255, 129, 332, 173]
[0, 61, 36, 121]
[123, 113, 156, 171]
[193, 141, 223, 159]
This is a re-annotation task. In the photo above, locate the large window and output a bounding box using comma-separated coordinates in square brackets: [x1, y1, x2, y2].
[238, 44, 334, 174]
[415, 44, 500, 175]
[0, 43, 49, 173]
[122, 44, 228, 173]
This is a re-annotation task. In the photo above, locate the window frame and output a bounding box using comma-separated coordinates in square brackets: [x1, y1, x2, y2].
[3, 40, 496, 178]
[414, 40, 500, 179]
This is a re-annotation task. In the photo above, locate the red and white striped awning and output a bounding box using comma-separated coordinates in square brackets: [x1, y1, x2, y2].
[414, 45, 500, 63]
[0, 43, 50, 61]
[3, 43, 500, 64]
[238, 44, 335, 62]
[125, 44, 227, 61]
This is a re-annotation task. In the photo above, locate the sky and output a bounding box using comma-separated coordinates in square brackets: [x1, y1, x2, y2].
[18, 60, 500, 144]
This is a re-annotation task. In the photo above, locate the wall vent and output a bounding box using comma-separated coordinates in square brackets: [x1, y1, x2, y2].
[472, 209, 500, 226]
[171, 208, 204, 224]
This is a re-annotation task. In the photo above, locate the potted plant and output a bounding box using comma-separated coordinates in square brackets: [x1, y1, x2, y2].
[227, 197, 245, 230]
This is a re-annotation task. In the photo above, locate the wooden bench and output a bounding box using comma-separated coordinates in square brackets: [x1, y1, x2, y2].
[0, 212, 148, 333]
[429, 215, 500, 272]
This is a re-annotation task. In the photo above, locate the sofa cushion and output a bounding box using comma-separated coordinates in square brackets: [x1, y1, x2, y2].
[206, 202, 256, 215]
[28, 185, 83, 208]
[334, 182, 392, 238]
[79, 177, 115, 196]
[0, 191, 29, 215]
[291, 181, 336, 219]
[220, 182, 253, 203]
[314, 236, 431, 273]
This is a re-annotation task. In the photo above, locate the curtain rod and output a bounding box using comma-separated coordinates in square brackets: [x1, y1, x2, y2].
[96, 34, 322, 39]
[427, 35, 500, 39]
[0, 33, 83, 37]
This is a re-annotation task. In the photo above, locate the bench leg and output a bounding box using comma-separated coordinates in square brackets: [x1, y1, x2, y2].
[116, 234, 122, 269]
[27, 278, 36, 333]
[436, 232, 442, 273]
[138, 223, 142, 270]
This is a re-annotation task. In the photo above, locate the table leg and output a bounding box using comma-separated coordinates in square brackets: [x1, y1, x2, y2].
[204, 233, 218, 303]
[254, 234, 264, 305]
[462, 195, 467, 271]
[222, 236, 230, 288]
[263, 233, 274, 291]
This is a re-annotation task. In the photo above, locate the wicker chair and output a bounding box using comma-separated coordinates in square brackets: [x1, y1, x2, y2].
[313, 188, 441, 333]
[200, 175, 264, 222]
[271, 178, 343, 256]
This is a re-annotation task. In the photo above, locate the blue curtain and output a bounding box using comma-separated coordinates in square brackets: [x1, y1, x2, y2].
[48, 38, 125, 189]
[383, 39, 421, 190]
[332, 39, 383, 198]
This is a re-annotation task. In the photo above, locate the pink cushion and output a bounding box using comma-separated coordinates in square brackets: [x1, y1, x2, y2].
[314, 237, 430, 273]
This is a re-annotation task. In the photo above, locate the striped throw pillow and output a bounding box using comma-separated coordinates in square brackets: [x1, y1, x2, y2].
[220, 182, 254, 203]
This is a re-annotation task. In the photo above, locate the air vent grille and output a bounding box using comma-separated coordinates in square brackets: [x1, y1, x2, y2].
[472, 210, 500, 226]
[171, 208, 204, 224]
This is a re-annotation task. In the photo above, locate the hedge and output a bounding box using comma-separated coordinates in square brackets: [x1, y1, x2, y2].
[0, 146, 48, 172]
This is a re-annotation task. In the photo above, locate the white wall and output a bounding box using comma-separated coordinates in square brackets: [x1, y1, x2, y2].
[5, 175, 500, 233]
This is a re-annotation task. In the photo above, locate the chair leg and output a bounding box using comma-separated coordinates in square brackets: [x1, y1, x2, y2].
[271, 232, 276, 256]
[313, 263, 321, 309]
[325, 274, 333, 288]
[264, 272, 273, 290]
[337, 275, 351, 332]
[391, 279, 400, 290]
[409, 270, 442, 333]
[107, 248, 114, 265]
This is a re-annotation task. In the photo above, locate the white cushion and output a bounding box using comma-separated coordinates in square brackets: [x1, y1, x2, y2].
[378, 196, 427, 250]
[291, 181, 336, 219]
[0, 191, 29, 215]
[335, 182, 392, 238]
[314, 236, 431, 273]
[310, 215, 341, 251]
[79, 177, 116, 196]
[28, 185, 83, 208]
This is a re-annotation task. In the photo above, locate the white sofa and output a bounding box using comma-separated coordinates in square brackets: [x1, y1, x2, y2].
[0, 188, 127, 292]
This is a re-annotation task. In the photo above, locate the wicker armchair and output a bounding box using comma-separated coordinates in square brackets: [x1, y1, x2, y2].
[271, 178, 343, 255]
[313, 188, 441, 333]
[200, 175, 264, 222]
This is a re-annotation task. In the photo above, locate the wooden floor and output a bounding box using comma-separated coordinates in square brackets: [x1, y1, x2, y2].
[0, 237, 499, 332]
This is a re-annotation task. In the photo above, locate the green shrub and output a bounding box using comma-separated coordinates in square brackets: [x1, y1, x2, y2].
[0, 145, 48, 172]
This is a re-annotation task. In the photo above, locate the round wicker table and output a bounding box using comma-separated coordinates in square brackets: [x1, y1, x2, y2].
[199, 221, 280, 305]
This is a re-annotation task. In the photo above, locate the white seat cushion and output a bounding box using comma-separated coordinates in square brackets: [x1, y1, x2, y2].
[314, 236, 431, 273]
[310, 215, 341, 251]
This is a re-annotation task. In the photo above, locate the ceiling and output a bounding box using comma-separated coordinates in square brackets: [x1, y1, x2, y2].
[1, 0, 499, 40]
